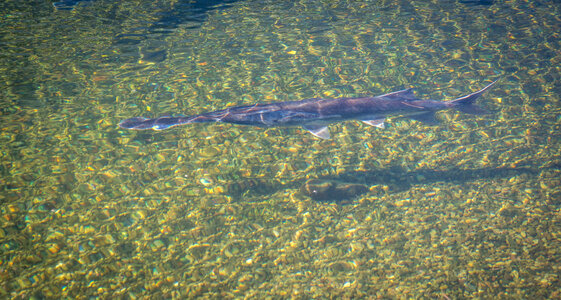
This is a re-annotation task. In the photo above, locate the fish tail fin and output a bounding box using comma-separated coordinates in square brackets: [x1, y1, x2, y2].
[447, 78, 499, 114]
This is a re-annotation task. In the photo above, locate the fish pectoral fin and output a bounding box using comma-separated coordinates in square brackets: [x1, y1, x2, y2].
[362, 118, 385, 128]
[409, 112, 440, 125]
[303, 125, 331, 139]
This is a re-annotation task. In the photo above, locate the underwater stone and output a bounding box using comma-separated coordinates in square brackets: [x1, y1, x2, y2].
[300, 179, 368, 202]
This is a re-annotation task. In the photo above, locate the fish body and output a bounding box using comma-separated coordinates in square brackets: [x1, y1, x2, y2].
[119, 79, 498, 139]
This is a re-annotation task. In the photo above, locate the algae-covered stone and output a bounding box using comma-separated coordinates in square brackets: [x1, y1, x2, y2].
[300, 179, 368, 202]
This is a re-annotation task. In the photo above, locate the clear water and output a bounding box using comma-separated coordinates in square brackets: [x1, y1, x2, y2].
[1, 0, 560, 298]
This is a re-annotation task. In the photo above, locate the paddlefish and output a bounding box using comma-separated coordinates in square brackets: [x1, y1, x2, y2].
[119, 79, 498, 139]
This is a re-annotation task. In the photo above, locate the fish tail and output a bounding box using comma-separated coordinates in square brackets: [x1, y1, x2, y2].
[447, 78, 499, 114]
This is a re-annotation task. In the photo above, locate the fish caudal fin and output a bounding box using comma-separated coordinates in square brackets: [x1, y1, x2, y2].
[448, 79, 499, 115]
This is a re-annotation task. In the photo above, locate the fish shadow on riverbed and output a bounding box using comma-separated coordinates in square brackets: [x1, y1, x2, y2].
[229, 162, 559, 203]
[305, 159, 560, 203]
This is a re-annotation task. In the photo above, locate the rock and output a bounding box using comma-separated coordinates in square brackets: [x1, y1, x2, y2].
[300, 179, 368, 202]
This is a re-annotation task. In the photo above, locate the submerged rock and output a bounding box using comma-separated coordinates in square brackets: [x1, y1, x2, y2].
[300, 179, 368, 202]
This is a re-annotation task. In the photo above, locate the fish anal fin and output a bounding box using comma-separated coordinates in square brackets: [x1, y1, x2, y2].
[362, 118, 385, 128]
[303, 125, 331, 139]
[410, 112, 440, 125]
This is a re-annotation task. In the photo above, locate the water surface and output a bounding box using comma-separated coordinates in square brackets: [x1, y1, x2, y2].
[1, 0, 560, 298]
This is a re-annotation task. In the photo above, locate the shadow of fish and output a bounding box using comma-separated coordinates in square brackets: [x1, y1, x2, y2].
[119, 79, 499, 139]
[222, 163, 550, 204]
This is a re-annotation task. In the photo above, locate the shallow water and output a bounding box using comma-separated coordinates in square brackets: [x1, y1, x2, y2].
[1, 0, 560, 298]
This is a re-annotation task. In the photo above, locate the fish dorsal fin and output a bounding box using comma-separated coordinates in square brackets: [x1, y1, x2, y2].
[362, 118, 385, 128]
[378, 88, 417, 101]
[303, 125, 331, 139]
